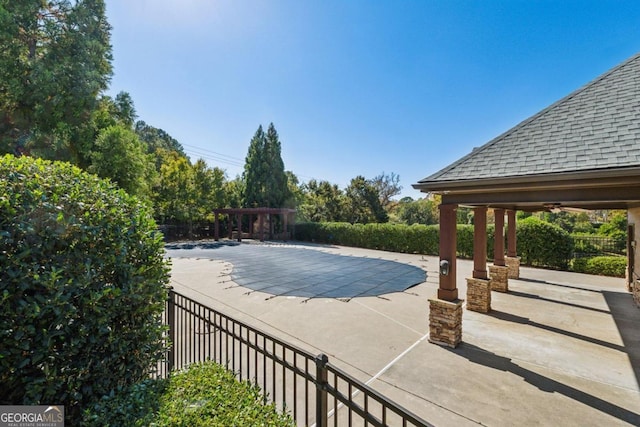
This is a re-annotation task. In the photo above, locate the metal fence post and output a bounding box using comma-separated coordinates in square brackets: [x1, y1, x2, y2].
[315, 353, 329, 427]
[167, 287, 176, 373]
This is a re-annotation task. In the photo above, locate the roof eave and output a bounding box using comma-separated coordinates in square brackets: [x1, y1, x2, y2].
[412, 166, 640, 194]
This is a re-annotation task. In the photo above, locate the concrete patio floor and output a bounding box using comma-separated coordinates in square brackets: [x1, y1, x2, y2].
[167, 241, 640, 426]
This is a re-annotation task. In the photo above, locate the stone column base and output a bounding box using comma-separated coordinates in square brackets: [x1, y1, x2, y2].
[466, 278, 491, 313]
[428, 298, 463, 348]
[505, 256, 520, 279]
[489, 265, 509, 292]
[633, 280, 640, 307]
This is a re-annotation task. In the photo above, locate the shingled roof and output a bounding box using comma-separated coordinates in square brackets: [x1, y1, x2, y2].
[416, 53, 640, 185]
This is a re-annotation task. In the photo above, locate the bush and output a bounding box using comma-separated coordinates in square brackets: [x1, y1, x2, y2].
[0, 155, 170, 422]
[82, 362, 294, 427]
[516, 217, 573, 269]
[571, 256, 627, 277]
[295, 222, 439, 254]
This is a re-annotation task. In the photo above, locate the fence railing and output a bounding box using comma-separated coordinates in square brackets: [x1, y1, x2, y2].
[162, 289, 431, 427]
[572, 234, 626, 257]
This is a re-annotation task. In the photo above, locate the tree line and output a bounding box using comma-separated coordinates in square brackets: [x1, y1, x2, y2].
[0, 1, 623, 236]
[0, 0, 437, 228]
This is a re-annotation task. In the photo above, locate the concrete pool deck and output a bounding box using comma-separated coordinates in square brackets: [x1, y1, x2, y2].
[167, 241, 640, 426]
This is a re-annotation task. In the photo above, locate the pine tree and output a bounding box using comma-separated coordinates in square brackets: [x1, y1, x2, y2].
[242, 123, 290, 208]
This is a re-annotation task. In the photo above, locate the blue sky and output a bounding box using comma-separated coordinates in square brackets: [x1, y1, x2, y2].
[105, 0, 640, 199]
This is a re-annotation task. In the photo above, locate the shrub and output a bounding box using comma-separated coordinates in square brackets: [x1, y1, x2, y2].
[295, 222, 439, 254]
[516, 217, 573, 269]
[0, 155, 170, 422]
[82, 362, 294, 427]
[571, 256, 627, 277]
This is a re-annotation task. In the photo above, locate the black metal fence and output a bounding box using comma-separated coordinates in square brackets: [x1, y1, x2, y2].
[572, 235, 626, 258]
[161, 289, 431, 427]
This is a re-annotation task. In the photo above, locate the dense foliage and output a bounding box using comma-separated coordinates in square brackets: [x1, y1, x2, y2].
[571, 256, 627, 277]
[0, 0, 112, 164]
[242, 123, 291, 208]
[516, 217, 574, 269]
[82, 362, 294, 427]
[0, 155, 170, 422]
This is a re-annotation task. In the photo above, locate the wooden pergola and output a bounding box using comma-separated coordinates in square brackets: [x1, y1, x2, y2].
[413, 52, 640, 348]
[213, 208, 296, 242]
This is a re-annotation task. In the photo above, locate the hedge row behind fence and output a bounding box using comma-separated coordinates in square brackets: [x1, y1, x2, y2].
[295, 217, 574, 270]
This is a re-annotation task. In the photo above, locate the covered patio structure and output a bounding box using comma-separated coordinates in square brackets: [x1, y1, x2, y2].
[414, 52, 640, 347]
[213, 207, 296, 242]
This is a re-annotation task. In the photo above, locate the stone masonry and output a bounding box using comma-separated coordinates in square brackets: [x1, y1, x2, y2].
[466, 278, 491, 313]
[505, 256, 520, 279]
[428, 298, 463, 348]
[634, 280, 640, 307]
[489, 265, 509, 292]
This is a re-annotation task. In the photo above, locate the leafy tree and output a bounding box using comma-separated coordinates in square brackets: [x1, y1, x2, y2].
[242, 123, 290, 208]
[285, 171, 305, 209]
[298, 179, 347, 222]
[396, 197, 438, 225]
[135, 120, 187, 160]
[192, 159, 226, 221]
[89, 124, 155, 199]
[344, 175, 388, 224]
[371, 172, 402, 211]
[0, 0, 112, 162]
[153, 151, 195, 223]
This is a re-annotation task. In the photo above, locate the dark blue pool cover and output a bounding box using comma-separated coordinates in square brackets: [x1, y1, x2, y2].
[165, 242, 426, 300]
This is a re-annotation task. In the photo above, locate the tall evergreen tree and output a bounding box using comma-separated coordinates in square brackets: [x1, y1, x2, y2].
[0, 0, 113, 162]
[242, 125, 266, 207]
[264, 123, 290, 207]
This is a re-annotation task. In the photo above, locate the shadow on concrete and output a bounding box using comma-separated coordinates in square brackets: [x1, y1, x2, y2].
[489, 309, 625, 352]
[603, 291, 640, 394]
[516, 277, 602, 293]
[508, 289, 610, 314]
[447, 342, 640, 425]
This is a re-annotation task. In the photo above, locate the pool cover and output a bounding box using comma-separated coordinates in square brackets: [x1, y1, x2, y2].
[165, 242, 426, 300]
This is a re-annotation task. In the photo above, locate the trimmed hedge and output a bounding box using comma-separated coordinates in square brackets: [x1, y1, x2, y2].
[82, 361, 294, 426]
[296, 219, 573, 270]
[295, 222, 439, 254]
[516, 217, 573, 269]
[0, 155, 170, 423]
[571, 256, 627, 277]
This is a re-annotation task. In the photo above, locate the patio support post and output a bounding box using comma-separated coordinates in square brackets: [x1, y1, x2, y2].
[429, 203, 463, 348]
[473, 206, 488, 279]
[249, 214, 254, 237]
[494, 208, 505, 266]
[236, 213, 242, 242]
[259, 214, 265, 242]
[214, 212, 219, 241]
[505, 209, 520, 279]
[489, 208, 509, 292]
[438, 203, 458, 301]
[227, 215, 233, 239]
[467, 206, 491, 312]
[283, 211, 288, 241]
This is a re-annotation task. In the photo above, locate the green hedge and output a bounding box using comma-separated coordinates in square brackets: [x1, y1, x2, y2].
[82, 361, 294, 426]
[516, 217, 573, 269]
[0, 155, 170, 423]
[295, 222, 440, 254]
[296, 219, 572, 270]
[571, 256, 627, 277]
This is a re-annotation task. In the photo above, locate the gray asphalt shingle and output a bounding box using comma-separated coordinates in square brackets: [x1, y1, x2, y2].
[419, 53, 640, 183]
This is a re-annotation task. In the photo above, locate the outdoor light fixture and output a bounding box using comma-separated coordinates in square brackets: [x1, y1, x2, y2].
[439, 260, 450, 276]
